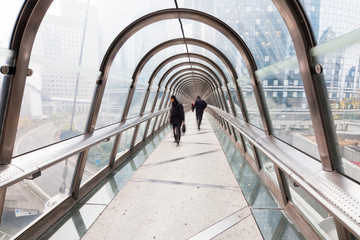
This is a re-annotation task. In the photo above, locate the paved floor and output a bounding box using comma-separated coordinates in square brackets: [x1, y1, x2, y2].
[82, 112, 263, 240]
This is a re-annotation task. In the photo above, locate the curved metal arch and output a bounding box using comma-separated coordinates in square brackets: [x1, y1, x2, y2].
[169, 71, 225, 110]
[174, 77, 214, 96]
[172, 75, 216, 92]
[0, 1, 53, 163]
[176, 80, 210, 99]
[168, 70, 224, 110]
[90, 8, 271, 133]
[175, 80, 209, 97]
[137, 52, 218, 115]
[134, 38, 238, 86]
[272, 1, 340, 172]
[165, 66, 227, 111]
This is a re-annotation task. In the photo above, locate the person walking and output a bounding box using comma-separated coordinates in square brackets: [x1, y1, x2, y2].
[192, 96, 207, 130]
[170, 95, 185, 147]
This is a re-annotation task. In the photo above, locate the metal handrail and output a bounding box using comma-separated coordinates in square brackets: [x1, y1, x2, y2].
[208, 105, 360, 238]
[0, 108, 170, 191]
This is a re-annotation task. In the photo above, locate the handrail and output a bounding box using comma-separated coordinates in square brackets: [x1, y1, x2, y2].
[208, 105, 360, 238]
[0, 108, 170, 190]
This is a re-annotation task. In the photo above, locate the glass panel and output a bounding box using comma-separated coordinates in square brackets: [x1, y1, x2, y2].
[190, 58, 223, 85]
[113, 20, 183, 80]
[81, 137, 115, 186]
[284, 174, 339, 240]
[142, 45, 187, 86]
[15, 61, 97, 156]
[221, 87, 233, 114]
[310, 30, 360, 181]
[143, 90, 157, 114]
[299, 1, 360, 44]
[0, 155, 77, 238]
[0, 1, 24, 48]
[154, 57, 188, 86]
[96, 0, 175, 60]
[155, 89, 165, 110]
[178, 0, 296, 69]
[256, 58, 318, 159]
[228, 83, 243, 118]
[181, 19, 244, 79]
[256, 148, 279, 187]
[135, 122, 147, 145]
[116, 127, 135, 158]
[147, 119, 155, 137]
[96, 75, 131, 129]
[243, 137, 254, 160]
[238, 76, 263, 129]
[128, 86, 147, 118]
[160, 65, 191, 89]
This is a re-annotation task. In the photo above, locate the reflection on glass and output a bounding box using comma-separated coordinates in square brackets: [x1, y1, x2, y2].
[237, 77, 263, 129]
[256, 148, 279, 187]
[0, 156, 77, 239]
[256, 58, 318, 160]
[116, 127, 135, 158]
[243, 137, 254, 160]
[284, 174, 339, 240]
[81, 138, 114, 186]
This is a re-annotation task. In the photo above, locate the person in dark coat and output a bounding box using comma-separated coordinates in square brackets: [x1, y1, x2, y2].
[170, 95, 185, 146]
[192, 96, 207, 130]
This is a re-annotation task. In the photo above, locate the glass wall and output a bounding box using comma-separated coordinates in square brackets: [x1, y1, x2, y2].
[301, 0, 360, 181]
[255, 59, 318, 159]
[0, 154, 77, 239]
[237, 76, 263, 129]
[81, 137, 115, 185]
[134, 122, 147, 145]
[256, 148, 279, 187]
[15, 64, 98, 156]
[243, 137, 255, 160]
[116, 127, 135, 158]
[96, 75, 131, 129]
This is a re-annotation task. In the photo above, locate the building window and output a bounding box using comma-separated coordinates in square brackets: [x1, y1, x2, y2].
[265, 55, 269, 62]
[284, 80, 288, 86]
[246, 6, 251, 12]
[283, 92, 287, 97]
[256, 19, 261, 25]
[273, 92, 277, 97]
[274, 80, 278, 86]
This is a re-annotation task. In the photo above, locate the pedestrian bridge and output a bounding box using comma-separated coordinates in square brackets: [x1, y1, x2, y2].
[0, 1, 360, 239]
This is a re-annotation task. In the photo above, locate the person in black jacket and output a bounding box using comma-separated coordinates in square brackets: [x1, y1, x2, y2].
[192, 96, 207, 130]
[170, 95, 185, 146]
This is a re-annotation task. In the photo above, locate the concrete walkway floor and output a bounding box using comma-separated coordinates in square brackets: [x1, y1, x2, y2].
[82, 112, 263, 240]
